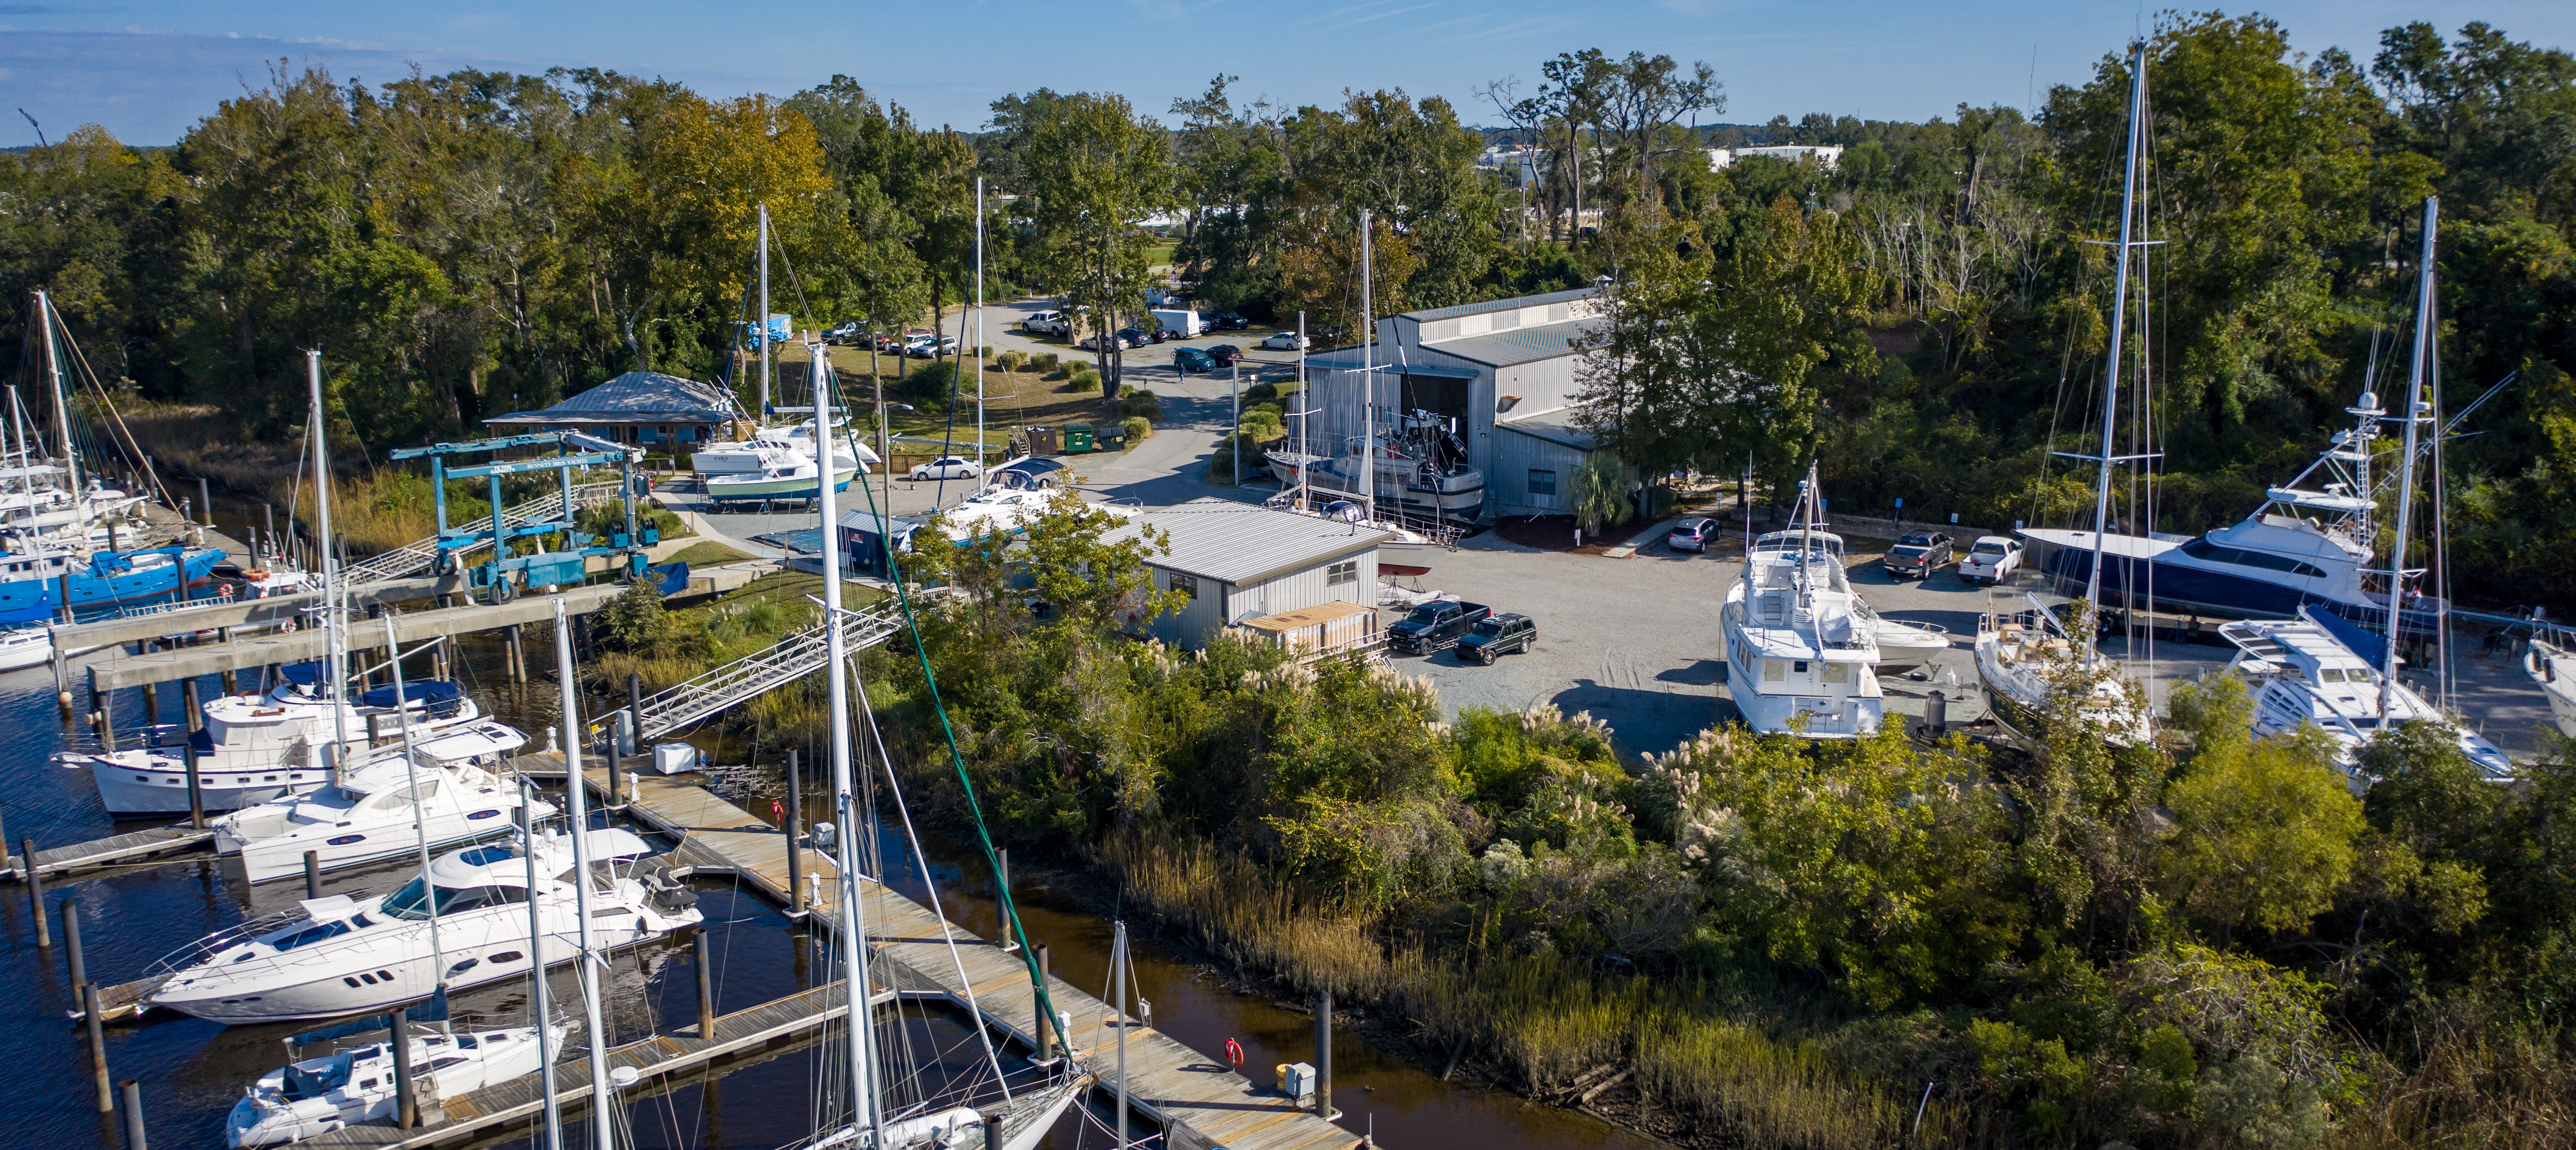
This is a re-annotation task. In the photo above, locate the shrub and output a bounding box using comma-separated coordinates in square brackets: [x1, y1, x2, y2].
[1064, 369, 1101, 393]
[598, 581, 670, 651]
[1032, 351, 1059, 373]
[1120, 415, 1152, 445]
[900, 360, 960, 411]
[1119, 388, 1161, 421]
[1244, 380, 1279, 403]
[977, 344, 993, 358]
[997, 350, 1024, 372]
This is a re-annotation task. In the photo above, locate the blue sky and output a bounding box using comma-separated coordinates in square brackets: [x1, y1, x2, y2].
[5, 2, 2571, 146]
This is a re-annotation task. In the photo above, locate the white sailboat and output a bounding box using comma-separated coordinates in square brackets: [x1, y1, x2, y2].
[2219, 609, 2512, 785]
[2526, 632, 2576, 738]
[1720, 465, 1885, 738]
[224, 1022, 566, 1148]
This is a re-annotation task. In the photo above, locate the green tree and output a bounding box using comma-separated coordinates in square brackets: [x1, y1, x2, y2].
[2158, 729, 2364, 939]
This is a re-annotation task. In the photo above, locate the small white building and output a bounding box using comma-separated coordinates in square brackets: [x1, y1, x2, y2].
[1708, 144, 1844, 171]
[1112, 498, 1394, 650]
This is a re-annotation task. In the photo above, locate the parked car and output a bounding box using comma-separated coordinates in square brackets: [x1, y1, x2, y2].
[1666, 516, 1714, 552]
[1206, 344, 1243, 366]
[1884, 532, 1954, 579]
[1022, 309, 1070, 335]
[1208, 311, 1252, 331]
[1257, 331, 1309, 351]
[1958, 535, 2025, 584]
[823, 321, 863, 345]
[1388, 599, 1491, 654]
[1142, 326, 1180, 344]
[910, 335, 959, 358]
[873, 327, 933, 352]
[1455, 613, 1538, 664]
[1172, 347, 1216, 373]
[908, 456, 982, 481]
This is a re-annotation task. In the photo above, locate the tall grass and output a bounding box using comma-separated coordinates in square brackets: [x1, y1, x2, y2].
[1098, 834, 1974, 1149]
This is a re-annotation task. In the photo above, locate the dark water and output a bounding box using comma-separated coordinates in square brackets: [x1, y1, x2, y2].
[0, 622, 1662, 1150]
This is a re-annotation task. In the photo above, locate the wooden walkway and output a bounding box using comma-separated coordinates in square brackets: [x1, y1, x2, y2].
[1, 824, 215, 883]
[85, 582, 627, 694]
[520, 755, 1363, 1150]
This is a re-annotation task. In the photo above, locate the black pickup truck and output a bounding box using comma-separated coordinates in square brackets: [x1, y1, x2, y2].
[1388, 599, 1491, 654]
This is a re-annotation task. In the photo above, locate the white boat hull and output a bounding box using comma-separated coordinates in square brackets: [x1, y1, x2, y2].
[226, 1024, 561, 1148]
[2529, 639, 2576, 738]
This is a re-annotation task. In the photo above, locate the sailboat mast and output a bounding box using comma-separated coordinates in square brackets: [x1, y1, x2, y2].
[759, 203, 773, 423]
[381, 617, 447, 991]
[816, 361, 882, 1141]
[9, 387, 34, 533]
[548, 599, 617, 1150]
[311, 351, 353, 781]
[37, 291, 82, 504]
[2084, 42, 2148, 616]
[1115, 920, 1130, 1150]
[1359, 208, 1376, 524]
[520, 776, 564, 1150]
[2382, 197, 2438, 715]
[975, 177, 987, 469]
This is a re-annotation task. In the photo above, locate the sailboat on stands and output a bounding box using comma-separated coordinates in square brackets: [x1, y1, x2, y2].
[1974, 41, 2158, 747]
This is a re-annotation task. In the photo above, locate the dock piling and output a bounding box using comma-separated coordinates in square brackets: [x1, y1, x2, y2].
[695, 926, 716, 1037]
[303, 850, 321, 900]
[607, 739, 623, 808]
[182, 744, 204, 830]
[24, 837, 51, 945]
[139, 682, 156, 724]
[1034, 941, 1054, 1064]
[1316, 990, 1334, 1119]
[222, 668, 237, 696]
[85, 986, 111, 1113]
[392, 1022, 416, 1128]
[627, 672, 644, 748]
[984, 1111, 1003, 1150]
[120, 1078, 146, 1150]
[181, 679, 199, 731]
[64, 901, 87, 999]
[785, 749, 804, 915]
[198, 478, 212, 525]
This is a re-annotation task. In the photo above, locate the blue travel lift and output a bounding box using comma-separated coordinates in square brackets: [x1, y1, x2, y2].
[387, 431, 656, 605]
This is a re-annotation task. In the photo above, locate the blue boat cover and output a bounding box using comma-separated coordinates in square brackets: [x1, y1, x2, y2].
[2302, 604, 2390, 669]
[278, 661, 329, 688]
[649, 561, 690, 596]
[358, 680, 464, 709]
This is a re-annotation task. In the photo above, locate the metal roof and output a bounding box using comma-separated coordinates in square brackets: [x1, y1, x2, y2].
[1398, 286, 1597, 323]
[1421, 318, 1601, 367]
[1494, 406, 1598, 451]
[1112, 498, 1393, 587]
[1296, 354, 1480, 378]
[488, 370, 736, 426]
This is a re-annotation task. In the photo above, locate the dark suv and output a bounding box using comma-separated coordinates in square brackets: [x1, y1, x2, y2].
[1455, 613, 1537, 663]
[1884, 532, 1954, 579]
[1388, 599, 1490, 654]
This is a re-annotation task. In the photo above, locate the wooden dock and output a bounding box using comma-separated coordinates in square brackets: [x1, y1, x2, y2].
[1, 824, 215, 883]
[84, 582, 627, 694]
[524, 755, 1364, 1150]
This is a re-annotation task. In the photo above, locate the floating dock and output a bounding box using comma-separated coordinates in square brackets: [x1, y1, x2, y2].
[0, 824, 214, 883]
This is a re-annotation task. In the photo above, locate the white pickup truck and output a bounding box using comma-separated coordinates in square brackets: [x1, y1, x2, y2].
[1957, 536, 2025, 585]
[1022, 309, 1072, 336]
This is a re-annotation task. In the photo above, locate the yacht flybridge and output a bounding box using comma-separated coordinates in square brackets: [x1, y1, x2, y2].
[146, 826, 700, 1024]
[1720, 469, 1885, 738]
[2221, 609, 2513, 786]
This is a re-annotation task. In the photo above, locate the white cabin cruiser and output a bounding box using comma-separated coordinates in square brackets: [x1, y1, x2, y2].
[225, 1022, 564, 1147]
[1873, 618, 1952, 670]
[213, 721, 545, 883]
[65, 668, 484, 815]
[147, 826, 702, 1024]
[1720, 497, 1885, 739]
[2526, 632, 2576, 738]
[2222, 609, 2515, 785]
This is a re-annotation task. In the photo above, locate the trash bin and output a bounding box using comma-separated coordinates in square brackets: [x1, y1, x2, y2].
[1097, 424, 1126, 451]
[1025, 426, 1060, 456]
[1063, 422, 1095, 453]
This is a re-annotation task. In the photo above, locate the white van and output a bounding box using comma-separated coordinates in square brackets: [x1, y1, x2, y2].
[1148, 308, 1202, 338]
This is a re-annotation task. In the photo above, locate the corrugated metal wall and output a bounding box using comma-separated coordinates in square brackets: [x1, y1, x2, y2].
[1489, 429, 1593, 517]
[1145, 549, 1380, 649]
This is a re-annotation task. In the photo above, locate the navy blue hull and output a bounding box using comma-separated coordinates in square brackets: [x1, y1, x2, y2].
[2040, 547, 2439, 635]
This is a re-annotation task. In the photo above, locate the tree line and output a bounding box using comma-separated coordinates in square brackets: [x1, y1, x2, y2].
[3, 14, 2574, 606]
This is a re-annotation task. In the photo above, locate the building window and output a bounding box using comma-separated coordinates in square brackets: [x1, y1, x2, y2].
[1170, 573, 1198, 599]
[1325, 559, 1358, 587]
[1528, 469, 1558, 508]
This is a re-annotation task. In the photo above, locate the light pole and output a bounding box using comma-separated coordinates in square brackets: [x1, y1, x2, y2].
[1230, 361, 1240, 488]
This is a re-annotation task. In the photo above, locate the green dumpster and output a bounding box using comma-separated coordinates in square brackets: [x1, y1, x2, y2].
[1063, 422, 1096, 453]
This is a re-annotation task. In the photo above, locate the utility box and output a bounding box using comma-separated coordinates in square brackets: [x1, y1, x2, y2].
[1277, 1061, 1317, 1101]
[651, 742, 699, 775]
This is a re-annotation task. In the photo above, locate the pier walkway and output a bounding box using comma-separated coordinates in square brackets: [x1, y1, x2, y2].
[627, 597, 908, 744]
[521, 755, 1359, 1150]
[0, 824, 213, 882]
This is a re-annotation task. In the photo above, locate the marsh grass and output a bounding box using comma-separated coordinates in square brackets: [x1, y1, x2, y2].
[1099, 834, 1974, 1149]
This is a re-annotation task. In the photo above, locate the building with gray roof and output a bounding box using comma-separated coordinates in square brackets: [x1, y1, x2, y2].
[1108, 498, 1393, 649]
[486, 370, 742, 449]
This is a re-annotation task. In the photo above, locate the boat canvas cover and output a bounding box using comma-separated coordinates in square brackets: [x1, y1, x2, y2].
[358, 680, 463, 709]
[2301, 604, 2389, 668]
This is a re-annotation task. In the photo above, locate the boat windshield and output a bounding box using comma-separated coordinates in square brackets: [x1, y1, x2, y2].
[381, 877, 469, 921]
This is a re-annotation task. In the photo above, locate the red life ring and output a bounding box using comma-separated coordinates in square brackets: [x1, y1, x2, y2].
[1224, 1037, 1245, 1067]
[279, 619, 297, 633]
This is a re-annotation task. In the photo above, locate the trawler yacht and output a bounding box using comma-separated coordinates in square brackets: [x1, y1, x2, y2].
[147, 826, 701, 1024]
[1719, 472, 1884, 738]
[2526, 632, 2576, 738]
[2222, 609, 2514, 785]
[212, 720, 545, 883]
[66, 665, 484, 815]
[225, 1022, 564, 1147]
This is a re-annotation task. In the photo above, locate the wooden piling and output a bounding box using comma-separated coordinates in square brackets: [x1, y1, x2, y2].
[695, 926, 717, 1037]
[120, 1079, 146, 1150]
[303, 850, 322, 900]
[1034, 941, 1054, 1063]
[64, 901, 87, 999]
[24, 837, 50, 946]
[182, 744, 204, 831]
[1315, 989, 1333, 1118]
[85, 985, 111, 1113]
[139, 682, 156, 724]
[181, 678, 200, 732]
[392, 1022, 415, 1128]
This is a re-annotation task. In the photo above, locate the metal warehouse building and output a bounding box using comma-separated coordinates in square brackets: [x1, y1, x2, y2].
[1113, 498, 1394, 650]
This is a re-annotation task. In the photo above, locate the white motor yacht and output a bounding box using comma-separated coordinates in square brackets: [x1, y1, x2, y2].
[214, 721, 545, 883]
[1719, 477, 1885, 739]
[2222, 609, 2515, 785]
[2526, 632, 2576, 739]
[65, 668, 484, 815]
[225, 1022, 564, 1147]
[147, 826, 702, 1024]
